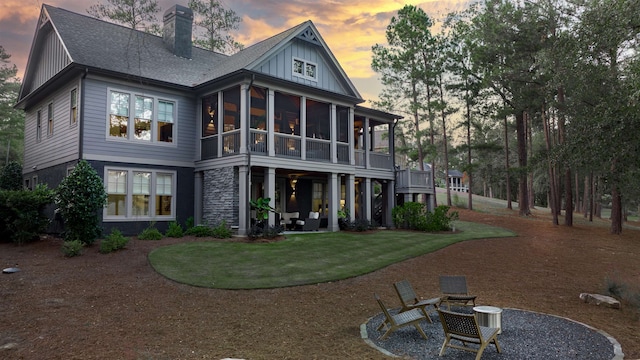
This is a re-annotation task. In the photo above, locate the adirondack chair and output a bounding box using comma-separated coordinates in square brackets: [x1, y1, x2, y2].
[374, 293, 428, 340]
[393, 279, 440, 323]
[439, 275, 477, 309]
[437, 308, 502, 360]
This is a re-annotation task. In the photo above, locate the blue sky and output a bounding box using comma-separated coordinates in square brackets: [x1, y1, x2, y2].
[0, 0, 469, 103]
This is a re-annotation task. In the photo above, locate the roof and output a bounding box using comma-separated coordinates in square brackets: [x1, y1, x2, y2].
[29, 5, 361, 96]
[448, 170, 464, 177]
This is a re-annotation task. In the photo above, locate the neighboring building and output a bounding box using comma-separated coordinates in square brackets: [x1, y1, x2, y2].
[16, 4, 433, 235]
[448, 170, 468, 193]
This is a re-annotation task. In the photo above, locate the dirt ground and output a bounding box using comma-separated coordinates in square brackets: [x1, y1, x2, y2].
[1, 208, 639, 360]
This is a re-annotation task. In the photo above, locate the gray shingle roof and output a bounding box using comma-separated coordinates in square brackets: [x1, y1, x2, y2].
[43, 4, 307, 87]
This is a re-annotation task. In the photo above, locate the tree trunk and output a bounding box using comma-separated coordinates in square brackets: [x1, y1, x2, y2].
[583, 175, 589, 218]
[516, 110, 530, 216]
[541, 105, 558, 225]
[526, 112, 535, 209]
[504, 112, 512, 210]
[557, 86, 572, 226]
[466, 88, 473, 210]
[610, 160, 622, 234]
[438, 74, 451, 207]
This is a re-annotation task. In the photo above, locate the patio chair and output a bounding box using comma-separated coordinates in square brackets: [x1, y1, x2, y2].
[295, 211, 320, 231]
[374, 293, 428, 340]
[439, 275, 477, 310]
[279, 211, 299, 230]
[393, 280, 440, 323]
[437, 308, 501, 360]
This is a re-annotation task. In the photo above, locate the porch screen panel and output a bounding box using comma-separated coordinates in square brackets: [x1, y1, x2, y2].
[274, 92, 300, 135]
[202, 93, 218, 137]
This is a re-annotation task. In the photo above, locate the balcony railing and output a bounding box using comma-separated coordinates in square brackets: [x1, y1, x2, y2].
[274, 133, 301, 158]
[396, 168, 433, 192]
[370, 152, 391, 169]
[337, 143, 349, 164]
[201, 135, 218, 160]
[250, 130, 267, 155]
[306, 138, 330, 162]
[222, 130, 241, 156]
[355, 149, 365, 167]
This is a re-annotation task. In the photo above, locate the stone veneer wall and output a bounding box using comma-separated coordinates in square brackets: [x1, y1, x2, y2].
[203, 166, 239, 227]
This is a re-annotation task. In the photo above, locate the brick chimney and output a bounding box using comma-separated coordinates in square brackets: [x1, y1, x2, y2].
[163, 5, 193, 59]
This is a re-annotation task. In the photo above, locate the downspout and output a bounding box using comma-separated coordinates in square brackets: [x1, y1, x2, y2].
[392, 118, 398, 224]
[245, 74, 255, 233]
[79, 68, 88, 161]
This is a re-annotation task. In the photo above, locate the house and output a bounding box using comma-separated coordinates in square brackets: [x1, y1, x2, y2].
[447, 170, 468, 192]
[16, 4, 434, 235]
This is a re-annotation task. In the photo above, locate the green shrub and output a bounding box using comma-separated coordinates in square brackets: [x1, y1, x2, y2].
[211, 220, 233, 239]
[165, 221, 184, 238]
[248, 223, 282, 240]
[0, 185, 54, 244]
[62, 240, 84, 257]
[138, 224, 163, 240]
[185, 216, 194, 230]
[185, 224, 214, 237]
[0, 161, 23, 190]
[55, 160, 107, 245]
[392, 203, 458, 232]
[100, 229, 129, 253]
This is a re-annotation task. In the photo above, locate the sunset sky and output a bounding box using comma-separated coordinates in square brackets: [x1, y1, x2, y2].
[0, 0, 470, 103]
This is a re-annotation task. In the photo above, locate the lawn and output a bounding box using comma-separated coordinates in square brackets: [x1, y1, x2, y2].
[148, 220, 515, 289]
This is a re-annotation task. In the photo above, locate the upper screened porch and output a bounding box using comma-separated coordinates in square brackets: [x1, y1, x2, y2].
[197, 84, 397, 172]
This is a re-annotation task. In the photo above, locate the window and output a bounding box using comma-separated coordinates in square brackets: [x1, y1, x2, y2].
[157, 101, 174, 142]
[292, 57, 317, 81]
[250, 86, 267, 130]
[105, 168, 175, 220]
[134, 96, 153, 141]
[47, 102, 53, 136]
[109, 91, 129, 138]
[108, 90, 176, 144]
[36, 110, 42, 142]
[70, 88, 78, 125]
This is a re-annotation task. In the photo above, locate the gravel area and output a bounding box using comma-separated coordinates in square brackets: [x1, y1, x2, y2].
[364, 308, 619, 359]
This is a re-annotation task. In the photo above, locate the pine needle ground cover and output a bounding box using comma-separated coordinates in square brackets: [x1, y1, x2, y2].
[148, 221, 514, 289]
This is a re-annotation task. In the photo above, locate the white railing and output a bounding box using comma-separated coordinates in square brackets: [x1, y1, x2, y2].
[337, 143, 349, 164]
[355, 149, 365, 167]
[306, 138, 330, 161]
[250, 130, 267, 154]
[274, 133, 301, 158]
[396, 168, 433, 191]
[222, 130, 241, 156]
[370, 152, 391, 169]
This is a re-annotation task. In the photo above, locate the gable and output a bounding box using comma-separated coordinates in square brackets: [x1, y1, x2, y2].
[20, 10, 72, 99]
[248, 25, 360, 99]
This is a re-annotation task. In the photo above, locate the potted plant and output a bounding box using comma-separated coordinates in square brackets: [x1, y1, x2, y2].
[337, 207, 350, 230]
[250, 197, 275, 228]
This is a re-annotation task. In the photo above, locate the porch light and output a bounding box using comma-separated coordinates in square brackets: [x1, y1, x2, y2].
[289, 175, 298, 193]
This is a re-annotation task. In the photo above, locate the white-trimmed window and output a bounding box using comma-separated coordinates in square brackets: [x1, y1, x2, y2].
[108, 89, 176, 144]
[292, 57, 317, 81]
[105, 168, 175, 220]
[70, 88, 78, 125]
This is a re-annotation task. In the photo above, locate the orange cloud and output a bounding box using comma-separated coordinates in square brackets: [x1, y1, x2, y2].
[0, 1, 41, 23]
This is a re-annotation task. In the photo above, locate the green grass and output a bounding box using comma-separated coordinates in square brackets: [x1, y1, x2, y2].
[148, 221, 515, 289]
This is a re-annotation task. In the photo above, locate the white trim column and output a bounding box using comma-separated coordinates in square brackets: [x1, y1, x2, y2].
[238, 165, 248, 235]
[217, 92, 223, 157]
[240, 84, 248, 154]
[346, 174, 355, 222]
[365, 177, 372, 222]
[300, 96, 306, 159]
[364, 116, 370, 169]
[265, 167, 276, 226]
[268, 89, 275, 156]
[330, 104, 337, 163]
[349, 107, 355, 166]
[194, 171, 203, 225]
[386, 179, 395, 228]
[328, 172, 339, 231]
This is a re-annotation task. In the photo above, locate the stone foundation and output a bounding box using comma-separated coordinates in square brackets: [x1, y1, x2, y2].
[203, 166, 239, 227]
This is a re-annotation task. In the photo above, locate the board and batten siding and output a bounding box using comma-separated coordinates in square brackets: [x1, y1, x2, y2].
[254, 39, 349, 96]
[23, 79, 80, 172]
[25, 29, 71, 96]
[82, 77, 196, 166]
